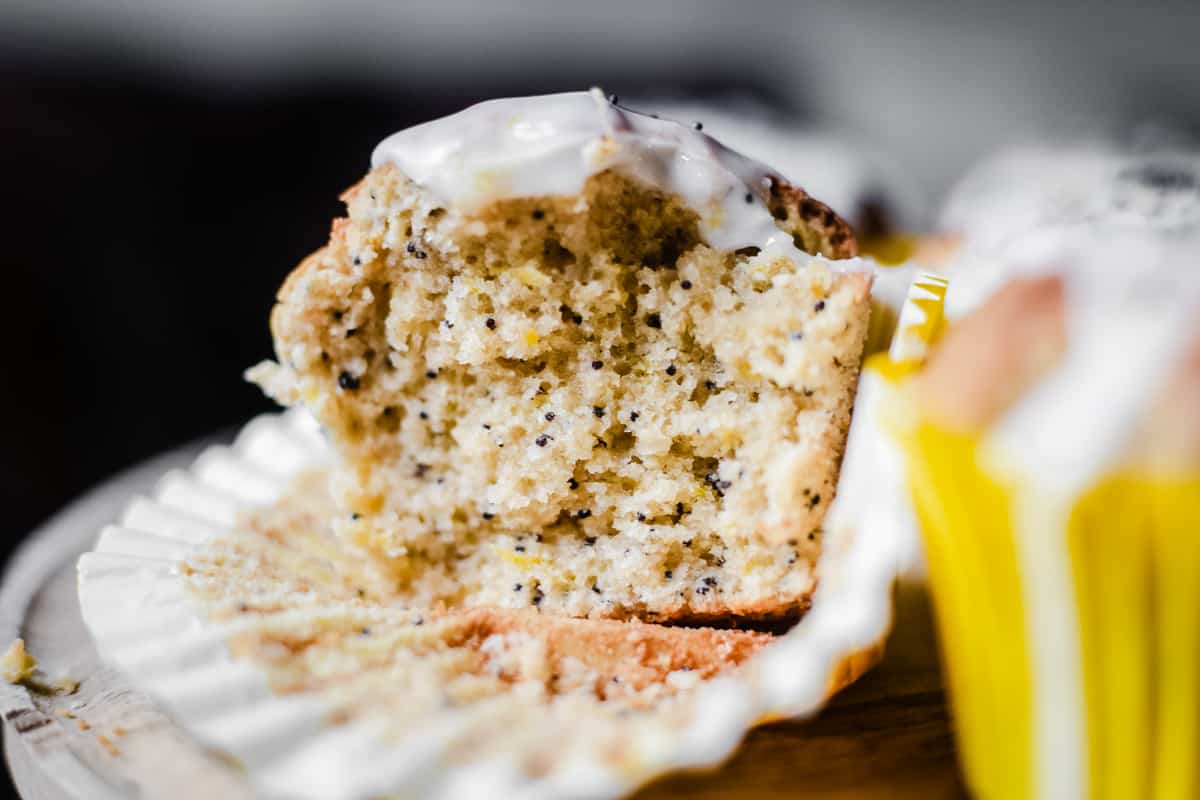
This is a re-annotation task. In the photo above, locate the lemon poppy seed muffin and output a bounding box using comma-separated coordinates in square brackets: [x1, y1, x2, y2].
[250, 91, 873, 622]
[901, 222, 1200, 800]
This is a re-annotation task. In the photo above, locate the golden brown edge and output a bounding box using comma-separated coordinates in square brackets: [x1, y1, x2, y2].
[769, 177, 860, 260]
[440, 607, 771, 691]
[824, 639, 887, 699]
[436, 606, 885, 701]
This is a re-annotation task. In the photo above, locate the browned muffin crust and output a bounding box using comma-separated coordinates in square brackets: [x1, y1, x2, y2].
[766, 177, 859, 260]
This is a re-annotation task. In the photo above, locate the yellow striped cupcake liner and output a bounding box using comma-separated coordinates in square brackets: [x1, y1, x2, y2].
[882, 276, 1200, 799]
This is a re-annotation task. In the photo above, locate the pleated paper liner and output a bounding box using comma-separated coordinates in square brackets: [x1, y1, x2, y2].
[899, 390, 1200, 797]
[75, 265, 938, 800]
[825, 271, 949, 579]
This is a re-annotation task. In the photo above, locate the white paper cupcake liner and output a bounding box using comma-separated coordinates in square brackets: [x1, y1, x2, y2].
[78, 381, 902, 799]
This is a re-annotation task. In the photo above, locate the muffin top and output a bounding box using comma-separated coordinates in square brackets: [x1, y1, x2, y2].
[918, 221, 1200, 483]
[372, 89, 857, 259]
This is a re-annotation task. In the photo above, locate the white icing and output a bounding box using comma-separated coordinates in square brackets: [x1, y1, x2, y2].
[372, 90, 808, 262]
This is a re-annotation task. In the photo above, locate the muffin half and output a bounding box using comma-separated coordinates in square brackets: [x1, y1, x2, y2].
[250, 91, 873, 623]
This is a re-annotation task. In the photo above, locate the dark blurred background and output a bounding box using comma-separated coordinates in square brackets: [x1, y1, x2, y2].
[2, 0, 1200, 604]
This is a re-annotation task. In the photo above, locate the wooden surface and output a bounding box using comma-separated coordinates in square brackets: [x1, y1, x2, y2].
[638, 584, 966, 799]
[0, 439, 967, 799]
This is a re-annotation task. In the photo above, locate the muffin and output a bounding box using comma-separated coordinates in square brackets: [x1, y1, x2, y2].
[249, 90, 874, 623]
[193, 483, 774, 715]
[900, 222, 1200, 799]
